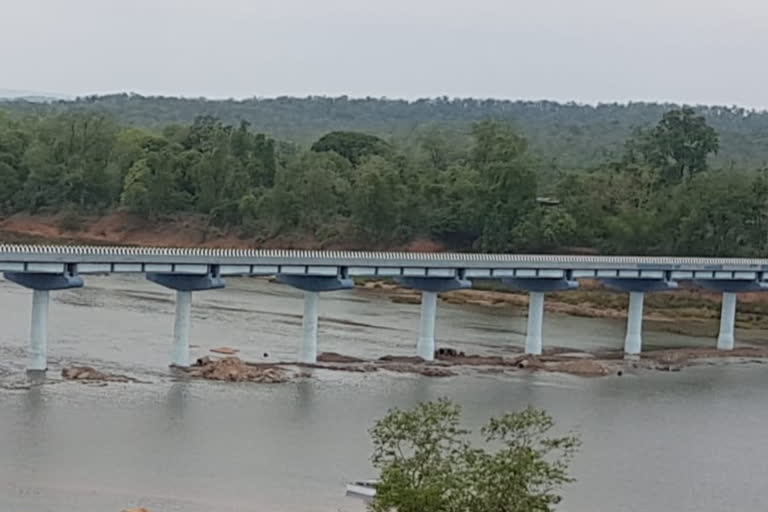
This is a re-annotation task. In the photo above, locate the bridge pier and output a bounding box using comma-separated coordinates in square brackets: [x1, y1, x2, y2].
[302, 291, 320, 363]
[173, 290, 193, 366]
[3, 271, 84, 371]
[717, 292, 736, 350]
[625, 291, 644, 355]
[394, 276, 471, 361]
[503, 277, 578, 355]
[602, 278, 678, 356]
[525, 292, 545, 355]
[695, 280, 768, 350]
[418, 291, 438, 360]
[30, 290, 50, 371]
[147, 270, 225, 368]
[275, 274, 354, 363]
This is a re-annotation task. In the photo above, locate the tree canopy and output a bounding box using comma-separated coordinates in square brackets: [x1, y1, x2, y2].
[368, 398, 580, 512]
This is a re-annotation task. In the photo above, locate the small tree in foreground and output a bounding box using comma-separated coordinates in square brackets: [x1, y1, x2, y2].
[369, 399, 580, 512]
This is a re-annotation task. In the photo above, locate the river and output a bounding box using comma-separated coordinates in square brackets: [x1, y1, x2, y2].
[0, 275, 766, 512]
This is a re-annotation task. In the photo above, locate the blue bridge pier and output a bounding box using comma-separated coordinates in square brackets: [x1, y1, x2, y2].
[2, 245, 768, 371]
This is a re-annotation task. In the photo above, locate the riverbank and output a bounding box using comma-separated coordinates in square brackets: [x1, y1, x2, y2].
[359, 280, 768, 339]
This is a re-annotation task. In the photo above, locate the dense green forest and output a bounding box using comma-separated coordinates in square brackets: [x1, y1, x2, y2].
[4, 95, 768, 170]
[0, 102, 767, 256]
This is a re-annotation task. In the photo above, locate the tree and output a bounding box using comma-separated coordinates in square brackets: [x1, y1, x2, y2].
[310, 131, 392, 166]
[350, 156, 403, 240]
[469, 121, 539, 251]
[369, 399, 580, 512]
[628, 106, 719, 184]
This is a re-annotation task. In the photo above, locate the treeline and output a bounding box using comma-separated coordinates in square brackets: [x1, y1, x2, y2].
[0, 106, 767, 256]
[4, 95, 768, 170]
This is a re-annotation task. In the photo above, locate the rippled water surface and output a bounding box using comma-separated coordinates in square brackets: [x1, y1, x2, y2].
[1, 276, 766, 511]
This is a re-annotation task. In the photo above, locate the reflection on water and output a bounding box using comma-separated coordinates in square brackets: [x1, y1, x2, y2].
[0, 275, 767, 511]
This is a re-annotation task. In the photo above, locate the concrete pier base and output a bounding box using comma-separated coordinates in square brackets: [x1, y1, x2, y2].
[172, 290, 192, 368]
[624, 291, 644, 356]
[717, 292, 736, 351]
[302, 291, 320, 363]
[525, 291, 544, 355]
[418, 291, 438, 361]
[29, 289, 50, 371]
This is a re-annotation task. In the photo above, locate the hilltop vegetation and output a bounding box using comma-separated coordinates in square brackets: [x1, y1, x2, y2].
[1, 99, 767, 256]
[4, 94, 768, 170]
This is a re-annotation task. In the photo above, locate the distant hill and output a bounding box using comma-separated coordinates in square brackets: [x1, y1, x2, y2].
[2, 93, 768, 169]
[0, 88, 73, 103]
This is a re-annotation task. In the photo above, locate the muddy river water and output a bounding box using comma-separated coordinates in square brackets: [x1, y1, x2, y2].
[1, 275, 767, 512]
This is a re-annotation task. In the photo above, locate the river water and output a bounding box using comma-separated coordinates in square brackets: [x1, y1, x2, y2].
[0, 275, 766, 512]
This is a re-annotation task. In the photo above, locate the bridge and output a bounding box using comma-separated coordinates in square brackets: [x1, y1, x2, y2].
[1, 244, 767, 371]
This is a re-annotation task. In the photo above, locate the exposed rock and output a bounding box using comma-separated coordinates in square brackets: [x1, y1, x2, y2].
[210, 346, 239, 355]
[61, 366, 136, 383]
[317, 352, 366, 363]
[391, 294, 421, 305]
[419, 366, 456, 377]
[381, 363, 419, 374]
[653, 364, 683, 372]
[556, 351, 595, 359]
[318, 363, 378, 373]
[189, 356, 289, 383]
[378, 355, 425, 364]
[435, 347, 466, 359]
[544, 359, 614, 376]
[378, 362, 454, 377]
[62, 366, 107, 380]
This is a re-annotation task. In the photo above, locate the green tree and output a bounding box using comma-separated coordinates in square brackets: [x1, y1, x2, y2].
[628, 106, 719, 184]
[311, 131, 392, 166]
[369, 399, 579, 512]
[469, 121, 538, 251]
[351, 156, 403, 240]
[675, 169, 765, 256]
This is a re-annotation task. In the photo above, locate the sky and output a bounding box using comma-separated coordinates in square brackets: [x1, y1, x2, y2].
[2, 0, 768, 108]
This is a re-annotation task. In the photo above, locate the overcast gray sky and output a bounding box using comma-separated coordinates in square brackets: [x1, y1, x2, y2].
[3, 0, 767, 107]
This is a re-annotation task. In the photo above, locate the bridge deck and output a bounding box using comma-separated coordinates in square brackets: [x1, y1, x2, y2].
[0, 244, 767, 266]
[0, 245, 767, 278]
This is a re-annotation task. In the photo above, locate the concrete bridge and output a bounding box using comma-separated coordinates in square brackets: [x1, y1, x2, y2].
[2, 244, 766, 371]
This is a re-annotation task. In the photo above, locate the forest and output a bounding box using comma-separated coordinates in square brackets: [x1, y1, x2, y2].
[0, 99, 767, 256]
[4, 94, 768, 170]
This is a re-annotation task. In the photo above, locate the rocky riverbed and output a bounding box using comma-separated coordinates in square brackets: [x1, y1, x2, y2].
[51, 346, 768, 389]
